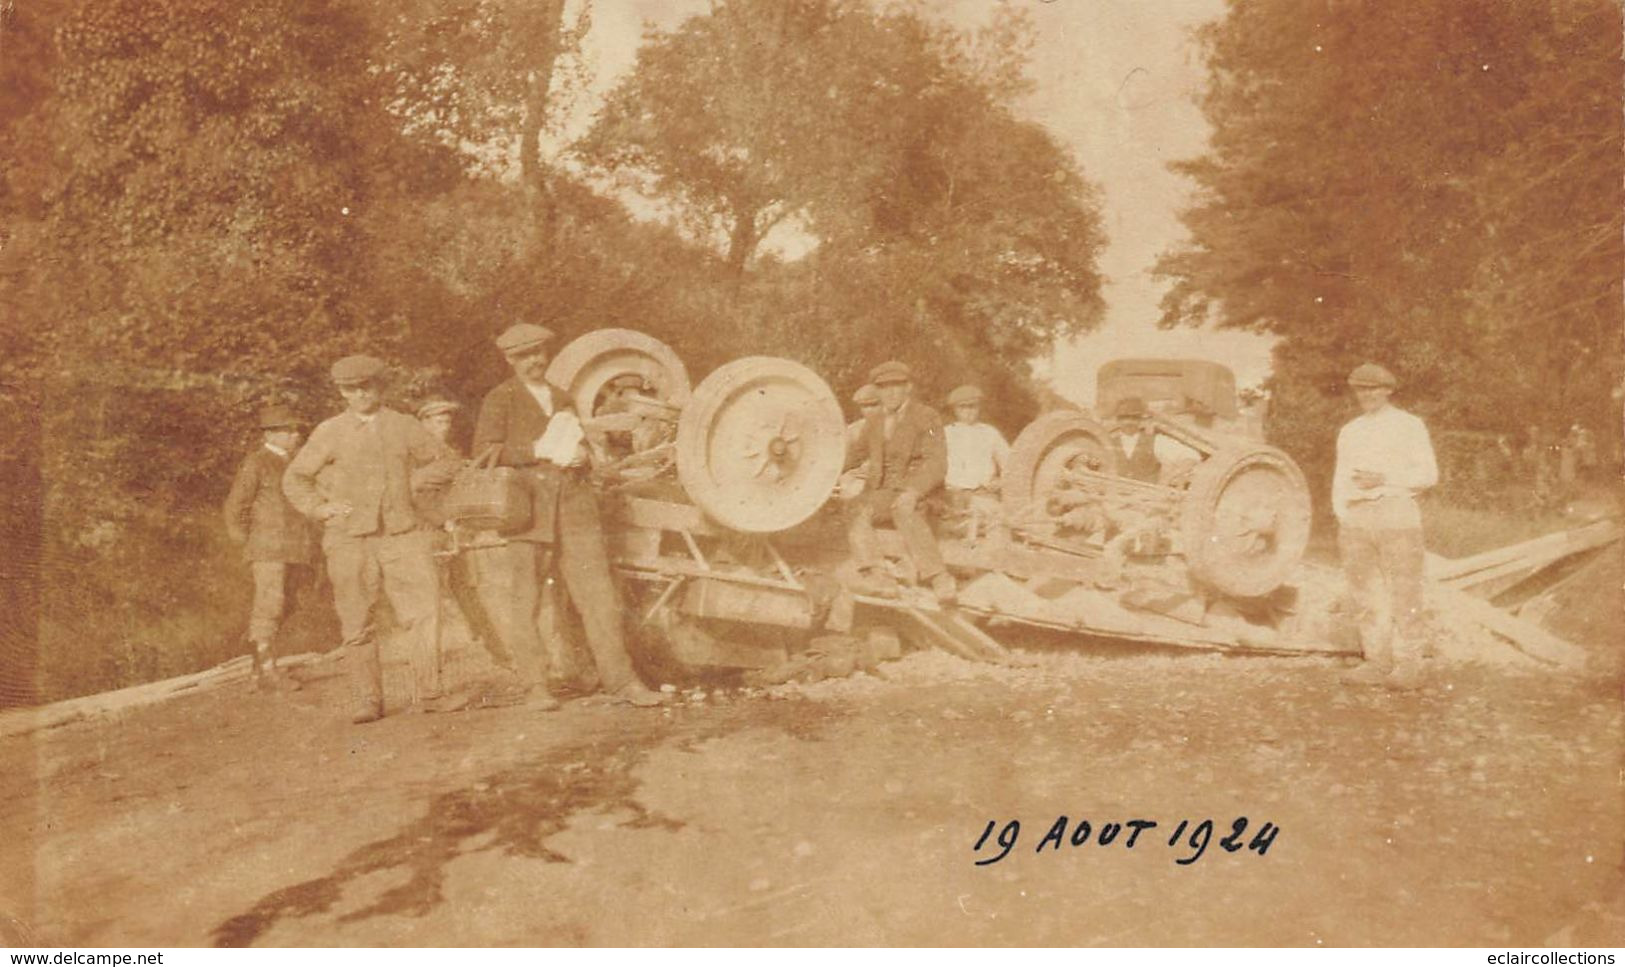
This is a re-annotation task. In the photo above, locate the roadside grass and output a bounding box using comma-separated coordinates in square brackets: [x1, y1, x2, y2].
[35, 514, 338, 704]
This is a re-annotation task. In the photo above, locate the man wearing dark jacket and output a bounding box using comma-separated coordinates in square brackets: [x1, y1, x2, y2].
[1110, 396, 1161, 484]
[472, 323, 663, 708]
[224, 404, 317, 691]
[847, 360, 954, 602]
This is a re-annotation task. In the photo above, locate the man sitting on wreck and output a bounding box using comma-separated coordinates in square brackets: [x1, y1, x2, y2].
[844, 360, 955, 603]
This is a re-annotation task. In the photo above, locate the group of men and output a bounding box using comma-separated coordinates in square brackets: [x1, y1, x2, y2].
[836, 357, 1440, 691]
[224, 324, 665, 724]
[224, 339, 1440, 724]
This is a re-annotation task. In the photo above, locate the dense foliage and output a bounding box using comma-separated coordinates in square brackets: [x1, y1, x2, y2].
[1155, 0, 1623, 494]
[0, 0, 1107, 702]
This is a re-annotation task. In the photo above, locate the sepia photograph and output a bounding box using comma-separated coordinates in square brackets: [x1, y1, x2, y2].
[0, 0, 1620, 950]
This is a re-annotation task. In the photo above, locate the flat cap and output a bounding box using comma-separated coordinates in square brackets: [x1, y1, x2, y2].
[1114, 396, 1149, 419]
[415, 398, 461, 420]
[869, 360, 912, 385]
[609, 373, 647, 391]
[495, 323, 555, 356]
[258, 404, 302, 430]
[946, 385, 984, 407]
[330, 355, 386, 385]
[1347, 362, 1397, 388]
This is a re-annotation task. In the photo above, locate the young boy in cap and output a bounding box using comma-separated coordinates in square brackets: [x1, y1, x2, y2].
[283, 355, 463, 723]
[1334, 362, 1438, 690]
[943, 385, 1009, 493]
[223, 404, 318, 691]
[473, 324, 665, 708]
[943, 385, 1009, 541]
[846, 360, 954, 602]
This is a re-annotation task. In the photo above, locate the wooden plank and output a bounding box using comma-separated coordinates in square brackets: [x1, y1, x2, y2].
[1427, 519, 1621, 584]
[613, 496, 723, 538]
[874, 530, 1098, 583]
[1441, 527, 1621, 594]
[0, 651, 328, 741]
[1427, 583, 1588, 669]
[894, 607, 996, 663]
[1516, 547, 1615, 623]
[933, 611, 1013, 663]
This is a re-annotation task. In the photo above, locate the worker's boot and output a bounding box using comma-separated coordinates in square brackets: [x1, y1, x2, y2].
[253, 642, 301, 693]
[1383, 662, 1424, 692]
[613, 683, 667, 708]
[1384, 638, 1426, 691]
[348, 643, 386, 724]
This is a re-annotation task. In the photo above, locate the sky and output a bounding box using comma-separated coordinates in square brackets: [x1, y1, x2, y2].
[561, 0, 1276, 404]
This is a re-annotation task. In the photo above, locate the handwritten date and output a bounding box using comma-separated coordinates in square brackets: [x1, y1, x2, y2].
[972, 816, 1279, 866]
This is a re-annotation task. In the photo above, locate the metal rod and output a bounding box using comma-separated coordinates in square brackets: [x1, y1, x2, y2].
[639, 577, 686, 627]
[678, 528, 711, 570]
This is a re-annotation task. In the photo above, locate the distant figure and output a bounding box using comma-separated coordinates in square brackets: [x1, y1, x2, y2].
[415, 396, 516, 693]
[416, 397, 461, 449]
[1334, 363, 1438, 691]
[1110, 397, 1161, 483]
[1523, 425, 1557, 510]
[222, 404, 318, 692]
[845, 360, 953, 602]
[283, 355, 462, 723]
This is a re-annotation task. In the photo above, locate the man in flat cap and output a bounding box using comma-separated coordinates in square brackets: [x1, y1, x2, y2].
[943, 385, 1010, 494]
[1109, 396, 1161, 484]
[1334, 362, 1438, 690]
[223, 404, 318, 691]
[283, 355, 462, 723]
[943, 385, 1010, 542]
[472, 324, 664, 708]
[846, 360, 954, 602]
[416, 398, 462, 449]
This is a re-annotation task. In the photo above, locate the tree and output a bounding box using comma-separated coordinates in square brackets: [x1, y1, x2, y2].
[0, 0, 464, 699]
[577, 0, 1106, 399]
[1156, 0, 1623, 491]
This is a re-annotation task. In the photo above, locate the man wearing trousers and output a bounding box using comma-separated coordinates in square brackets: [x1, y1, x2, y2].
[223, 404, 317, 691]
[1334, 362, 1439, 691]
[473, 323, 664, 708]
[283, 355, 462, 723]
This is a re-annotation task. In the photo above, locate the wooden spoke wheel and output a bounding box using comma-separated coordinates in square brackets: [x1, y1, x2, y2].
[1178, 444, 1311, 599]
[544, 328, 691, 417]
[1002, 410, 1115, 531]
[675, 357, 846, 533]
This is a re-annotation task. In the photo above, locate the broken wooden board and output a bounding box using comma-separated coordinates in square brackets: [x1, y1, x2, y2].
[1426, 583, 1588, 670]
[1516, 546, 1616, 624]
[1426, 518, 1621, 590]
[0, 651, 329, 741]
[892, 606, 1007, 664]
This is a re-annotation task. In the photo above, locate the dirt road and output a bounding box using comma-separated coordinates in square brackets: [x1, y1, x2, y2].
[3, 637, 1620, 947]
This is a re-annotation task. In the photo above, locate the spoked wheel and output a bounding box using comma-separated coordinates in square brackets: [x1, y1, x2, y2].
[1002, 410, 1115, 535]
[1178, 444, 1311, 599]
[544, 328, 691, 417]
[674, 357, 846, 533]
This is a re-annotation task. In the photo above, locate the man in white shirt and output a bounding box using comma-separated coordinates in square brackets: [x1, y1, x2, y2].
[942, 385, 1009, 542]
[1334, 362, 1439, 689]
[943, 385, 1009, 493]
